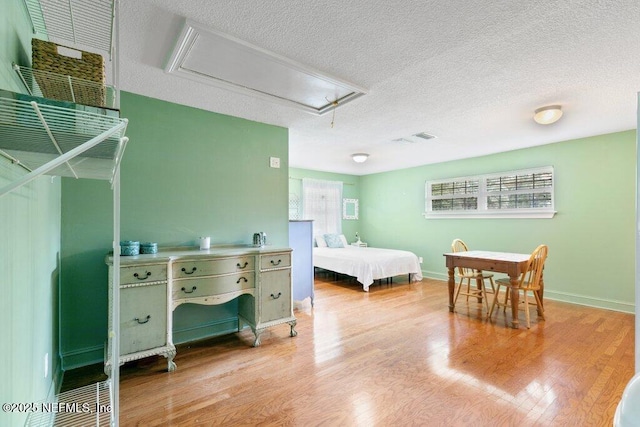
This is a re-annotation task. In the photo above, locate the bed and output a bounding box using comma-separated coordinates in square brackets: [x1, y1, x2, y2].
[313, 244, 423, 292]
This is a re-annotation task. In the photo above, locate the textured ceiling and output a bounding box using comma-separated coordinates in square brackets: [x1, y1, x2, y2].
[119, 0, 640, 175]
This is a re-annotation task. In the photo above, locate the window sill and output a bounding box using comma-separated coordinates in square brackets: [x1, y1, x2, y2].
[422, 210, 557, 219]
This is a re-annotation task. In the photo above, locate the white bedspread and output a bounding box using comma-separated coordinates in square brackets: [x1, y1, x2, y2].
[313, 246, 423, 291]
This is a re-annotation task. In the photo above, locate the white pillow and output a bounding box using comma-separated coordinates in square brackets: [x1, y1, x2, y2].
[315, 235, 327, 247]
[339, 234, 349, 247]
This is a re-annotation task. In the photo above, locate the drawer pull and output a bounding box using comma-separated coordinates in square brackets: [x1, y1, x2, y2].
[236, 277, 248, 284]
[181, 267, 197, 275]
[181, 286, 197, 294]
[270, 292, 282, 299]
[270, 259, 282, 266]
[134, 315, 151, 324]
[133, 271, 151, 280]
[237, 261, 249, 269]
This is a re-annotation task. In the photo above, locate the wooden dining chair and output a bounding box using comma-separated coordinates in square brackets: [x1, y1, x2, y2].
[489, 244, 548, 328]
[451, 239, 496, 315]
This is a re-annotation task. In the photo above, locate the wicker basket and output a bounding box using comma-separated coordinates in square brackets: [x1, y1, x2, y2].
[31, 38, 106, 107]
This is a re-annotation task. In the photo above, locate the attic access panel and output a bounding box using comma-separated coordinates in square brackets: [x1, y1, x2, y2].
[165, 20, 367, 115]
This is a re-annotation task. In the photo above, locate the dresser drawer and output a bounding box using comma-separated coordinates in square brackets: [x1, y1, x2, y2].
[260, 269, 292, 323]
[260, 253, 291, 270]
[120, 283, 167, 355]
[172, 256, 255, 279]
[120, 263, 167, 285]
[172, 272, 255, 300]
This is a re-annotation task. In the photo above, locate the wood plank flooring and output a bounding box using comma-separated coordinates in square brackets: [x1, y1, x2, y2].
[65, 275, 635, 426]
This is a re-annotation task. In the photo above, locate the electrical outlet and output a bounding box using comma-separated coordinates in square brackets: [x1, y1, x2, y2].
[270, 157, 280, 168]
[419, 257, 423, 263]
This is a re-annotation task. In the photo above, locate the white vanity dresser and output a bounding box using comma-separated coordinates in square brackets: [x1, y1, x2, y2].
[105, 245, 296, 373]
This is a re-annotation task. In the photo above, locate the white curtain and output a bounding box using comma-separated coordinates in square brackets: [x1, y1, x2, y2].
[302, 178, 343, 236]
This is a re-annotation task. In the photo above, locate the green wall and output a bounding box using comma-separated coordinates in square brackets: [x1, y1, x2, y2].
[60, 91, 289, 367]
[357, 130, 636, 312]
[0, 1, 30, 93]
[0, 164, 61, 427]
[288, 168, 362, 243]
[0, 2, 62, 425]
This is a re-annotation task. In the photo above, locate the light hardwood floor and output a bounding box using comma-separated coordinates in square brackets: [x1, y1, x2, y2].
[65, 275, 634, 426]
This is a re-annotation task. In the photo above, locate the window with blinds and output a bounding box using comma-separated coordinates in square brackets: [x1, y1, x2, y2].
[425, 166, 555, 218]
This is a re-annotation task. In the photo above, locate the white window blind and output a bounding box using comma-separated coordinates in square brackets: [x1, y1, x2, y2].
[425, 166, 556, 219]
[302, 178, 343, 235]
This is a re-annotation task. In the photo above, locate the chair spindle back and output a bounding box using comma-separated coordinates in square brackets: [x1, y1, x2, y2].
[521, 244, 548, 290]
[451, 238, 472, 276]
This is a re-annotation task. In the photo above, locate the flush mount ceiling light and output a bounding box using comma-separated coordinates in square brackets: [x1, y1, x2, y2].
[352, 153, 369, 163]
[534, 105, 563, 125]
[165, 20, 367, 115]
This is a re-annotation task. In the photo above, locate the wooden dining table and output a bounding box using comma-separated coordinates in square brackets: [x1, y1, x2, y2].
[443, 250, 539, 329]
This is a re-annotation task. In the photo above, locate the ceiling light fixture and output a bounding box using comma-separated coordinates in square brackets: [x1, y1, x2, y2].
[352, 153, 369, 163]
[534, 105, 563, 125]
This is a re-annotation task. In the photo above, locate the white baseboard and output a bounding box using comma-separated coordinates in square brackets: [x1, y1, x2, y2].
[421, 271, 634, 314]
[544, 290, 634, 314]
[422, 270, 449, 282]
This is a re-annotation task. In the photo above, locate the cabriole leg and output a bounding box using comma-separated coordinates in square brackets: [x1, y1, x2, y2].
[165, 348, 177, 372]
[289, 319, 298, 337]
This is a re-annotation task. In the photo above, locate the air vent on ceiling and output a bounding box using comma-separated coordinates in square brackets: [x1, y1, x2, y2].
[392, 132, 437, 143]
[413, 132, 436, 140]
[165, 20, 367, 115]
